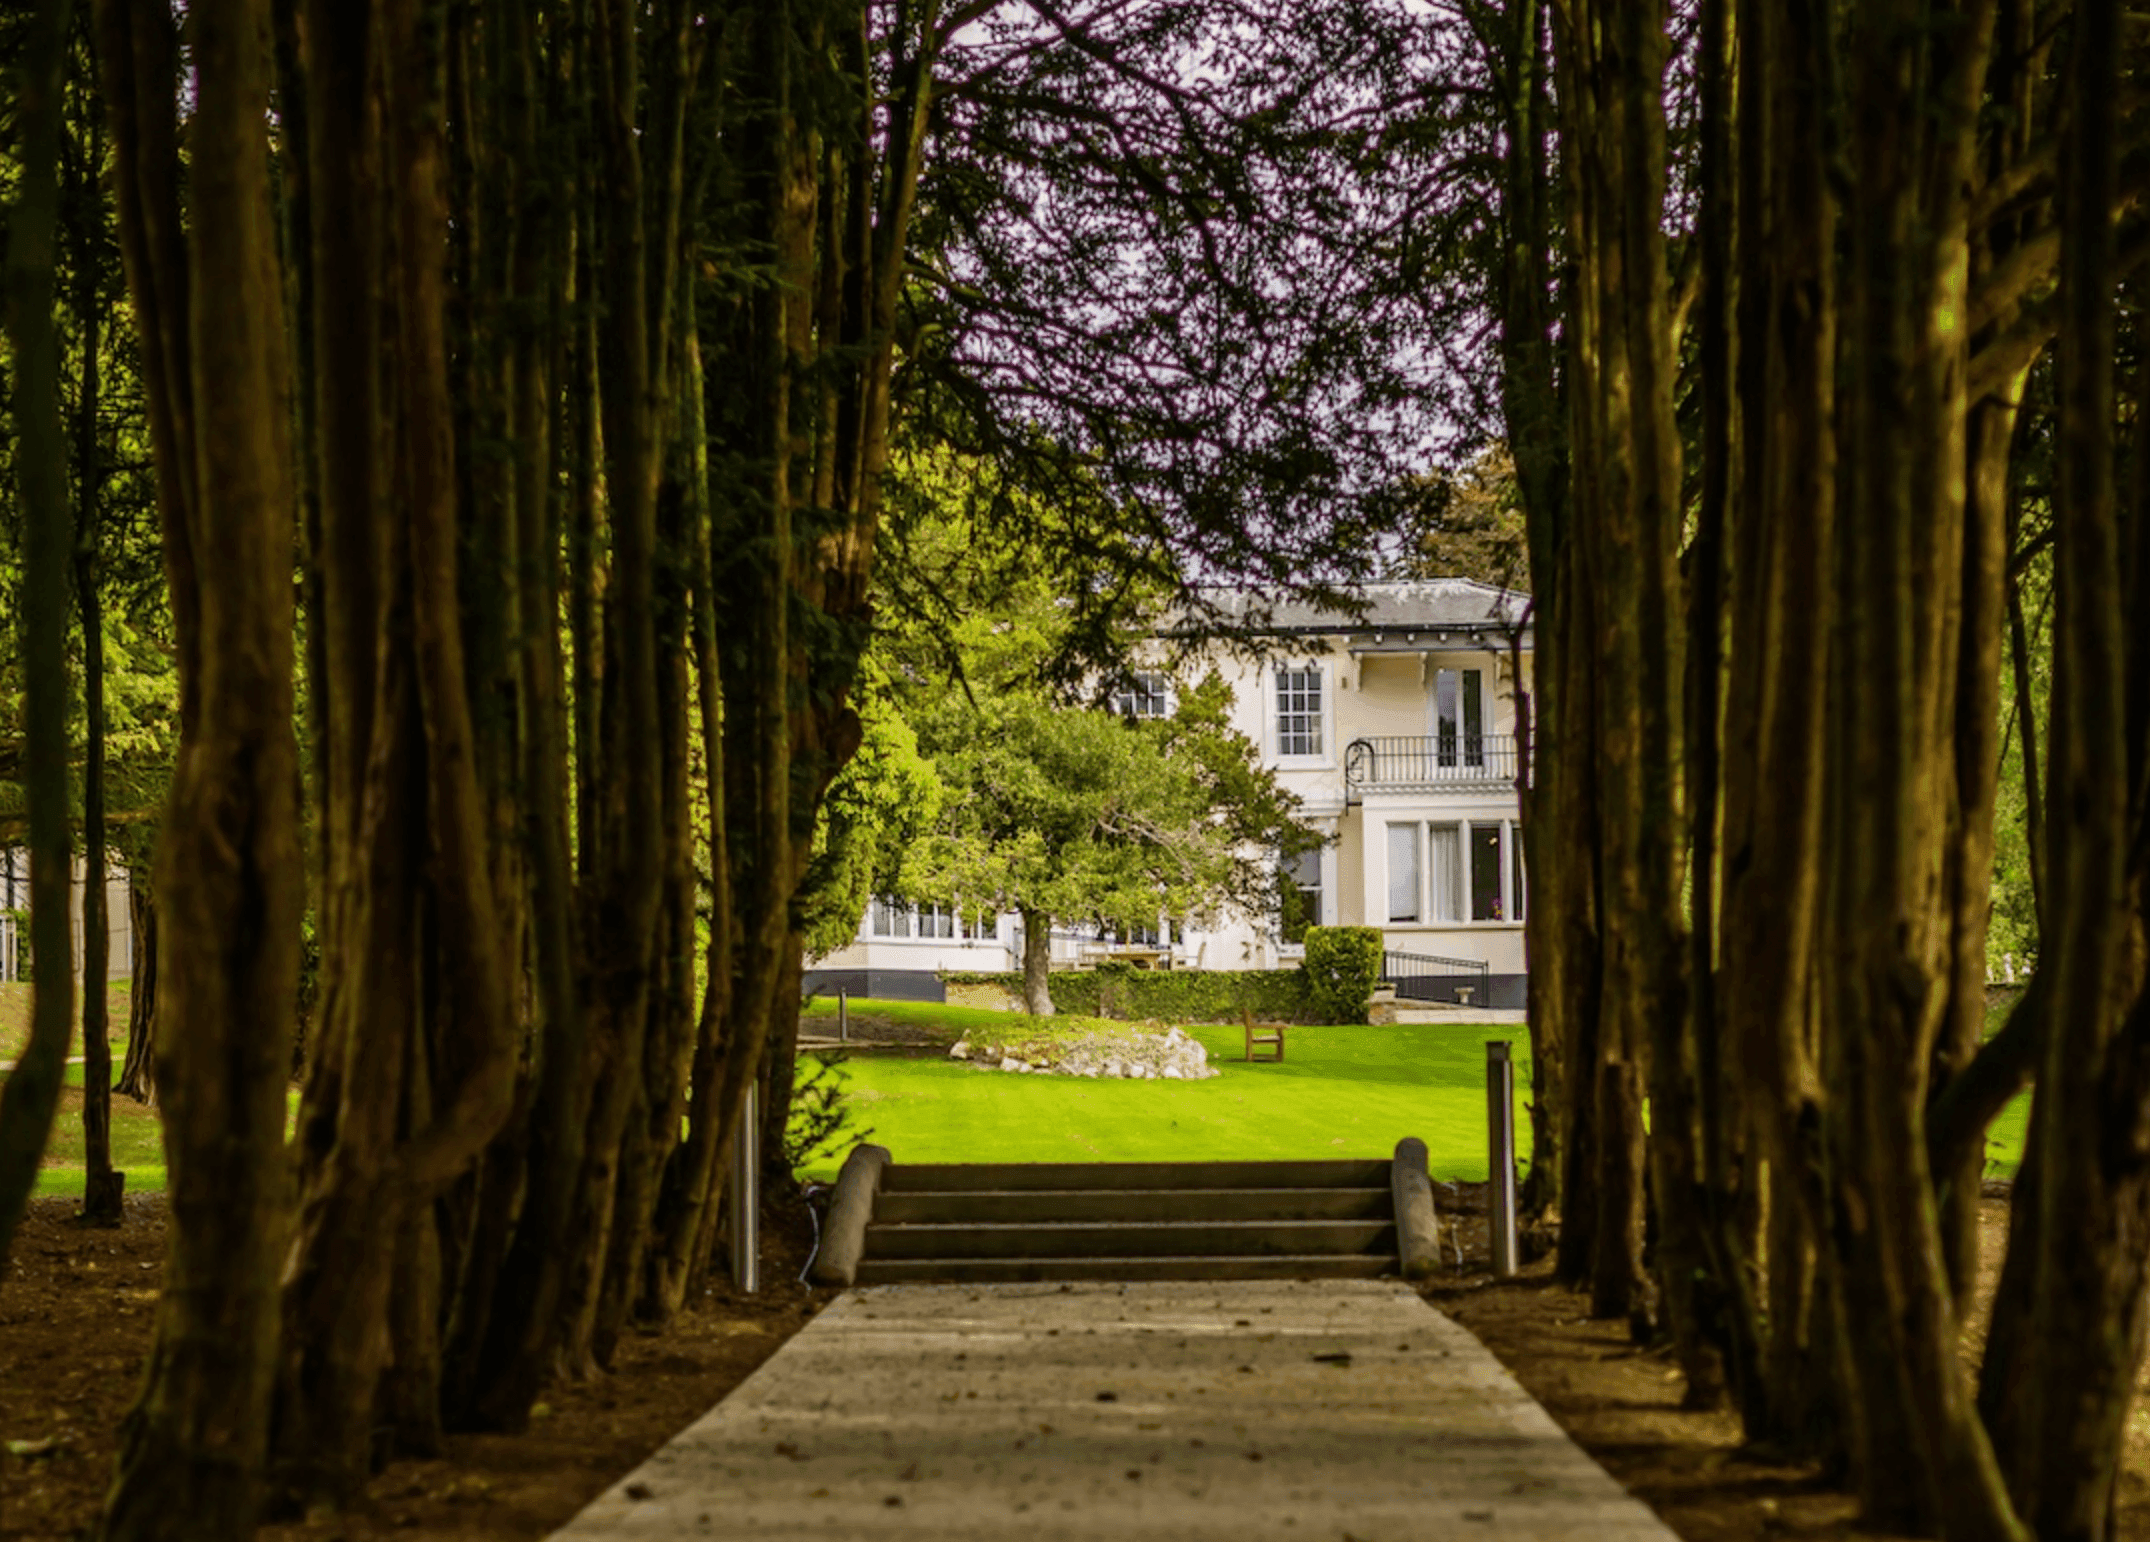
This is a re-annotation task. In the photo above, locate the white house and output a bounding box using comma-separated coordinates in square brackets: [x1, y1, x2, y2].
[0, 848, 135, 983]
[806, 579, 1532, 1007]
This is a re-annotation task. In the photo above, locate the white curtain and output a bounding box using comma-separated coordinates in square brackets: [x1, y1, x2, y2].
[1386, 823, 1420, 922]
[1429, 824, 1461, 921]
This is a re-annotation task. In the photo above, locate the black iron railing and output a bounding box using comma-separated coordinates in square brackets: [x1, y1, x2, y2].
[1343, 733, 1523, 795]
[1380, 949, 1493, 1004]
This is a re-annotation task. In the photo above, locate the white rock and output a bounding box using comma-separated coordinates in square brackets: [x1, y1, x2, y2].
[999, 1056, 1021, 1072]
[950, 1041, 972, 1060]
[1162, 1066, 1184, 1079]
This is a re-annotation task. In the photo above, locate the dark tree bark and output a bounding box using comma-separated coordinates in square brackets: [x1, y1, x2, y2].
[1494, 0, 1570, 1226]
[114, 875, 156, 1104]
[1928, 0, 2048, 1320]
[0, 0, 77, 1270]
[1987, 7, 2150, 1535]
[71, 89, 121, 1226]
[275, 0, 522, 1501]
[1821, 3, 2024, 1534]
[1713, 0, 1840, 1454]
[94, 0, 306, 1533]
[1020, 908, 1058, 1016]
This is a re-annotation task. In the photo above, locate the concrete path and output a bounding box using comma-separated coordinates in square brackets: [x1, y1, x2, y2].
[549, 1280, 1676, 1541]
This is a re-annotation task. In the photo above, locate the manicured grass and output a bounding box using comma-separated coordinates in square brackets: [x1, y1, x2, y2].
[1988, 1092, 2030, 1181]
[35, 1067, 166, 1198]
[0, 981, 132, 1064]
[794, 1019, 1535, 1183]
[801, 995, 1041, 1039]
[794, 999, 2041, 1184]
[30, 1067, 301, 1198]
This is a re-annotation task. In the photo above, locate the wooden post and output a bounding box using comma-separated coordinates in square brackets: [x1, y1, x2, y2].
[1487, 1041, 1518, 1277]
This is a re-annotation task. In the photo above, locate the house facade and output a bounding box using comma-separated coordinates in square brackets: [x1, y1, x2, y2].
[806, 579, 1532, 1007]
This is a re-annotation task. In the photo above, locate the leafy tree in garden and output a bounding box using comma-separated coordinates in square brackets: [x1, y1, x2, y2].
[1380, 445, 1532, 591]
[799, 674, 945, 960]
[909, 674, 1314, 1016]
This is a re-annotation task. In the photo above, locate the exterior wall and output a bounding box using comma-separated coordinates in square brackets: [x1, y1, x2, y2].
[1177, 630, 1532, 978]
[1334, 806, 1366, 926]
[811, 928, 1016, 979]
[0, 850, 133, 982]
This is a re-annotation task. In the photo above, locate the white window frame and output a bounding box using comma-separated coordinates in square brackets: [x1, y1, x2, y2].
[867, 899, 1000, 943]
[1380, 818, 1525, 927]
[1114, 671, 1175, 720]
[1271, 661, 1331, 764]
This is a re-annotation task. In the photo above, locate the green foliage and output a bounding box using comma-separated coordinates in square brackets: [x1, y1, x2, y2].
[1379, 445, 1532, 591]
[799, 678, 946, 959]
[781, 1051, 873, 1176]
[1989, 535, 2050, 978]
[1299, 925, 1385, 1025]
[905, 685, 1307, 939]
[945, 966, 1315, 1024]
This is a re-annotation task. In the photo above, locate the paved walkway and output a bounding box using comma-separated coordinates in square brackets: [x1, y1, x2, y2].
[549, 1280, 1676, 1541]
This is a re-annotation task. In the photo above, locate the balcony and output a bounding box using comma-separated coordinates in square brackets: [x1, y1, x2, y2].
[1343, 733, 1523, 798]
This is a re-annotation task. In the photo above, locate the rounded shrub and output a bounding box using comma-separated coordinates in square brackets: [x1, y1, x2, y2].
[1299, 925, 1385, 1024]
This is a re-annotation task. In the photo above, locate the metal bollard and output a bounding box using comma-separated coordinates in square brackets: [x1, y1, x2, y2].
[730, 1081, 761, 1292]
[1486, 1041, 1518, 1278]
[839, 988, 849, 1042]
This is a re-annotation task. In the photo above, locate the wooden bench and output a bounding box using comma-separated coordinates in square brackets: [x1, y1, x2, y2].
[1241, 1007, 1285, 1063]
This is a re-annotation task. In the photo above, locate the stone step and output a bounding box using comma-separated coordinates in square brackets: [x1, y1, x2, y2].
[872, 1185, 1394, 1225]
[880, 1159, 1391, 1194]
[852, 1253, 1396, 1285]
[865, 1219, 1399, 1261]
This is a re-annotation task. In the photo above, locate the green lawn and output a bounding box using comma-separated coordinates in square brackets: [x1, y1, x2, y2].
[793, 1020, 1536, 1183]
[801, 995, 1049, 1039]
[12, 994, 2038, 1196]
[34, 1061, 166, 1198]
[793, 1003, 2040, 1185]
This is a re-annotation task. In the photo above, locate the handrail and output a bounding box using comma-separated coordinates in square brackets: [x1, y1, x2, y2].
[1344, 733, 1523, 790]
[1380, 949, 1493, 1005]
[1380, 949, 1490, 980]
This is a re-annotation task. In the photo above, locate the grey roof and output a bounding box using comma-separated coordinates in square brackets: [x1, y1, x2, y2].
[1187, 579, 1532, 642]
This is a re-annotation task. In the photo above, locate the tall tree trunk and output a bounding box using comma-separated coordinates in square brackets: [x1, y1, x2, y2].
[1021, 908, 1057, 1016]
[1929, 0, 2045, 1320]
[1995, 7, 2150, 1534]
[1821, 4, 2024, 1534]
[1495, 0, 1569, 1224]
[114, 875, 156, 1104]
[1549, 0, 1663, 1331]
[1714, 0, 1840, 1453]
[275, 0, 520, 1500]
[96, 0, 306, 1533]
[647, 327, 738, 1321]
[72, 114, 121, 1223]
[552, 0, 687, 1383]
[0, 0, 77, 1269]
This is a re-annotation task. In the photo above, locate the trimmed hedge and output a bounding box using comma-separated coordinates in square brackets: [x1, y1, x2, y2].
[941, 966, 1316, 1024]
[1300, 926, 1385, 1025]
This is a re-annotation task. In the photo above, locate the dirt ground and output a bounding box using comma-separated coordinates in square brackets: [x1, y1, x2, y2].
[1426, 1188, 2150, 1542]
[1, 1192, 837, 1542]
[7, 1167, 2149, 1540]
